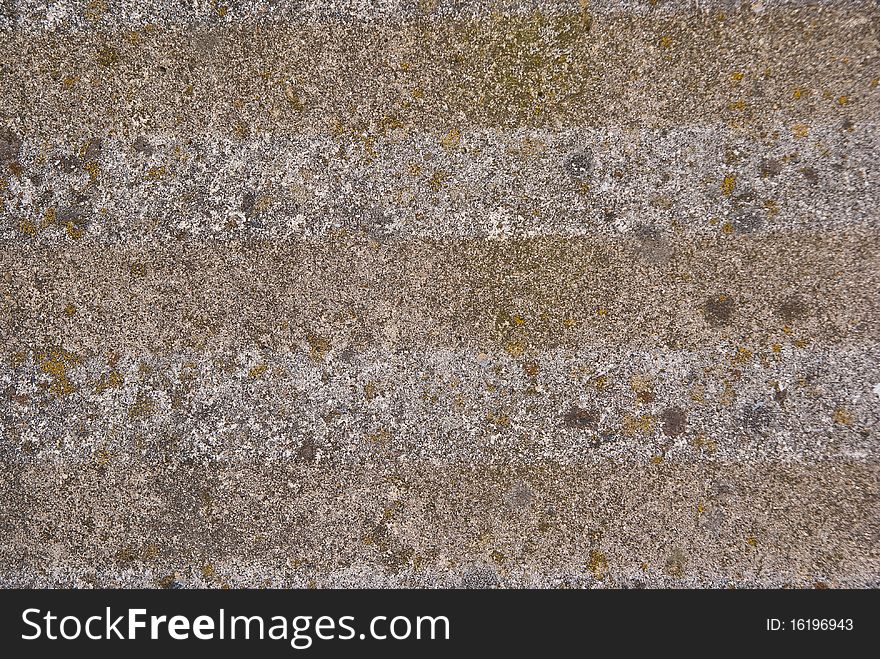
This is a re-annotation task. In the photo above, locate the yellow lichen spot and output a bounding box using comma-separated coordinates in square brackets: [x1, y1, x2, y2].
[621, 413, 656, 436]
[793, 338, 809, 348]
[248, 363, 268, 379]
[306, 334, 331, 360]
[764, 199, 779, 217]
[428, 170, 447, 193]
[42, 207, 57, 229]
[731, 346, 753, 365]
[659, 36, 673, 49]
[85, 0, 108, 21]
[563, 317, 575, 328]
[217, 5, 228, 17]
[730, 71, 744, 82]
[253, 195, 273, 213]
[792, 124, 809, 139]
[746, 536, 758, 548]
[720, 174, 736, 196]
[719, 382, 736, 407]
[95, 370, 124, 393]
[116, 546, 138, 562]
[38, 348, 80, 396]
[96, 46, 119, 67]
[650, 455, 664, 465]
[587, 550, 608, 580]
[130, 262, 147, 277]
[691, 434, 718, 452]
[782, 325, 792, 334]
[63, 303, 77, 317]
[128, 394, 155, 418]
[833, 408, 852, 426]
[871, 79, 879, 89]
[366, 428, 389, 444]
[485, 410, 510, 428]
[597, 307, 609, 317]
[202, 564, 217, 580]
[94, 446, 112, 466]
[284, 84, 303, 111]
[378, 115, 402, 136]
[630, 373, 653, 399]
[793, 88, 803, 99]
[122, 29, 142, 45]
[440, 128, 461, 150]
[728, 99, 746, 111]
[505, 341, 524, 358]
[146, 165, 167, 181]
[411, 86, 425, 100]
[771, 343, 782, 353]
[360, 135, 376, 160]
[62, 75, 78, 88]
[512, 315, 526, 327]
[721, 221, 734, 234]
[697, 502, 705, 513]
[66, 222, 84, 239]
[837, 95, 848, 106]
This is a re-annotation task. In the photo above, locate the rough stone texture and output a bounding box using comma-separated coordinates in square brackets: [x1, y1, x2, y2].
[0, 0, 878, 588]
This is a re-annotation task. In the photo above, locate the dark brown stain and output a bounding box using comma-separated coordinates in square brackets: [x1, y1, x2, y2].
[83, 138, 102, 160]
[297, 436, 316, 463]
[759, 158, 782, 178]
[664, 549, 687, 577]
[0, 129, 21, 163]
[702, 295, 735, 327]
[777, 294, 810, 323]
[563, 405, 598, 430]
[241, 190, 256, 216]
[132, 135, 154, 155]
[661, 407, 687, 437]
[564, 150, 593, 180]
[799, 167, 819, 185]
[773, 383, 787, 407]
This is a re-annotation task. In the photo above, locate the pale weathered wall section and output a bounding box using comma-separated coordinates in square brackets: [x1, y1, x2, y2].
[0, 1, 878, 587]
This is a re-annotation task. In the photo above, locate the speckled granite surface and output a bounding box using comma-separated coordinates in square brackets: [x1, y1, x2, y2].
[0, 0, 878, 588]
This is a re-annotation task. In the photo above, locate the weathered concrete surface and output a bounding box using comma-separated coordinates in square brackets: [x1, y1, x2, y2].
[0, 0, 878, 588]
